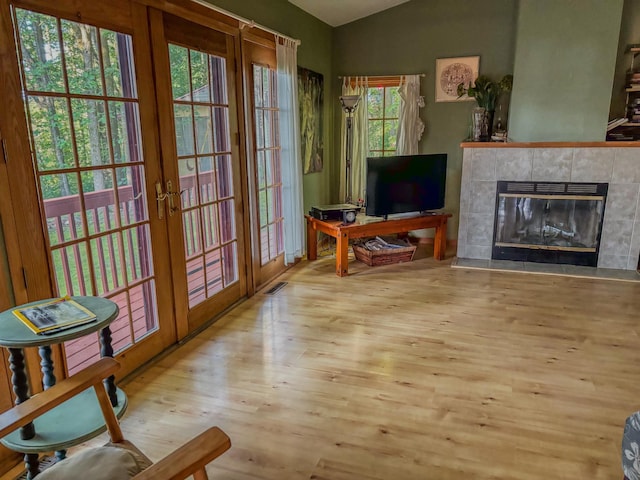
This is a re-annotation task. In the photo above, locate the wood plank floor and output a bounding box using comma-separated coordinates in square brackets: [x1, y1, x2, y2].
[7, 246, 640, 479]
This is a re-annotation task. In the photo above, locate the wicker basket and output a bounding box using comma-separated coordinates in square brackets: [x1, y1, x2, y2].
[352, 241, 417, 267]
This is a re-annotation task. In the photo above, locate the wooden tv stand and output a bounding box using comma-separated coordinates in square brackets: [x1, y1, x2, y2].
[306, 212, 451, 277]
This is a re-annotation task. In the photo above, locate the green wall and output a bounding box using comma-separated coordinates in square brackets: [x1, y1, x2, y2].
[610, 0, 640, 120]
[208, 0, 628, 239]
[332, 0, 518, 238]
[509, 0, 624, 141]
[207, 0, 333, 213]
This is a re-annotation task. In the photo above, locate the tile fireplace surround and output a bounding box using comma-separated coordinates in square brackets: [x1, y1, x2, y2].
[457, 142, 640, 271]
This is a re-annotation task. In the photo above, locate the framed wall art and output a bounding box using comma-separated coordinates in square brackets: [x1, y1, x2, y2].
[435, 56, 479, 102]
[297, 67, 324, 174]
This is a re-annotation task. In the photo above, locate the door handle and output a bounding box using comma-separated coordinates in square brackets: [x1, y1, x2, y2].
[166, 180, 180, 217]
[155, 181, 166, 220]
[156, 180, 180, 219]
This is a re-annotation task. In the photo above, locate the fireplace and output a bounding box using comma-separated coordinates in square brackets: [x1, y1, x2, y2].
[457, 145, 640, 271]
[492, 181, 607, 267]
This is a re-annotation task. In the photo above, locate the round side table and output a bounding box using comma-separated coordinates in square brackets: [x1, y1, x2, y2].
[0, 296, 128, 479]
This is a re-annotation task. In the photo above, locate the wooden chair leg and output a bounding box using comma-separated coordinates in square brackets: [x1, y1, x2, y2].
[193, 469, 209, 480]
[93, 383, 124, 443]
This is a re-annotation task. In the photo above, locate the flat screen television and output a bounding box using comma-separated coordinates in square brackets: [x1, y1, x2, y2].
[365, 153, 447, 218]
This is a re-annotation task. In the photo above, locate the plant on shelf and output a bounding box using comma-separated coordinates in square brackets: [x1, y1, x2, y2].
[457, 74, 513, 111]
[458, 74, 513, 141]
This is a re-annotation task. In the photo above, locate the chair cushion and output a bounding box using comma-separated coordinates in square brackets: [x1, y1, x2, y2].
[37, 446, 145, 480]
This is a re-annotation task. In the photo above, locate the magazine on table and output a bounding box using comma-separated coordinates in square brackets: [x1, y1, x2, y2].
[13, 296, 97, 335]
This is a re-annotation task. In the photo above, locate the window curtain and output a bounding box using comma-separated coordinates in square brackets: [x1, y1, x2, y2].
[339, 77, 369, 204]
[276, 37, 304, 265]
[396, 75, 425, 155]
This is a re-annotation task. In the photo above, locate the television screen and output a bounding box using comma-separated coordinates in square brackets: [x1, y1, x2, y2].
[365, 154, 447, 218]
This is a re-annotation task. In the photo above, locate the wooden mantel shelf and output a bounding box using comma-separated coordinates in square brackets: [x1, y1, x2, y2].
[460, 141, 640, 148]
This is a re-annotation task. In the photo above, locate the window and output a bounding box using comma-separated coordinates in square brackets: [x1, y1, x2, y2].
[252, 64, 284, 265]
[12, 7, 159, 373]
[367, 81, 401, 157]
[169, 44, 238, 308]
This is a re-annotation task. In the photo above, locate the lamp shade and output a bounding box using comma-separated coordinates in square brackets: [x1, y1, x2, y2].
[340, 95, 360, 112]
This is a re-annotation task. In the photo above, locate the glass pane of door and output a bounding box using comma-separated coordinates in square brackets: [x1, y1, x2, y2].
[169, 44, 239, 309]
[13, 8, 159, 374]
[252, 65, 284, 265]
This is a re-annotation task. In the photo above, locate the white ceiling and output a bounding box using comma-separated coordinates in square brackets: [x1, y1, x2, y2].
[288, 0, 411, 27]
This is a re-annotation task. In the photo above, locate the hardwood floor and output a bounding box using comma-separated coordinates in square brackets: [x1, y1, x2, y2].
[6, 246, 640, 479]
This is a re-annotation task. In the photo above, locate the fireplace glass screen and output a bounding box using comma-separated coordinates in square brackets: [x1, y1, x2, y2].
[495, 195, 605, 251]
[493, 181, 608, 266]
[496, 194, 604, 252]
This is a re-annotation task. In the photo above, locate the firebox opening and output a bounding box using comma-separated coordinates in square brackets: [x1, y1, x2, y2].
[492, 181, 608, 267]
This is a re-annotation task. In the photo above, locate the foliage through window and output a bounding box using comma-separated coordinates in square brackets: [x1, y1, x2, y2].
[367, 84, 401, 157]
[168, 43, 238, 308]
[12, 7, 159, 374]
[252, 64, 283, 266]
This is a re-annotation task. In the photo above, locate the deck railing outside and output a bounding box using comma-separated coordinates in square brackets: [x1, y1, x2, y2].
[44, 183, 155, 374]
[44, 173, 235, 374]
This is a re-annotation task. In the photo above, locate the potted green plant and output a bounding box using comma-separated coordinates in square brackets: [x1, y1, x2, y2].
[458, 74, 513, 141]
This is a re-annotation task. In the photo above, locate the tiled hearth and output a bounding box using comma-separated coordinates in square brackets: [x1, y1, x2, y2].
[457, 144, 640, 271]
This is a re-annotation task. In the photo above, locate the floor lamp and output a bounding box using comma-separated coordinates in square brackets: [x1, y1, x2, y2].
[340, 95, 360, 205]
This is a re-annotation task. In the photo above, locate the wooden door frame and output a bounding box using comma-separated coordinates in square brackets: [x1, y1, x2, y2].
[149, 9, 253, 338]
[0, 0, 58, 394]
[0, 122, 26, 472]
[0, 0, 55, 309]
[117, 1, 178, 376]
[135, 0, 239, 36]
[0, 0, 178, 381]
[0, 0, 283, 472]
[241, 32, 287, 290]
[0, 1, 55, 471]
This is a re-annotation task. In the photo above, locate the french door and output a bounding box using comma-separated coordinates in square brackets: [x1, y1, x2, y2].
[150, 12, 248, 334]
[2, 0, 177, 378]
[242, 36, 286, 288]
[1, 0, 250, 378]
